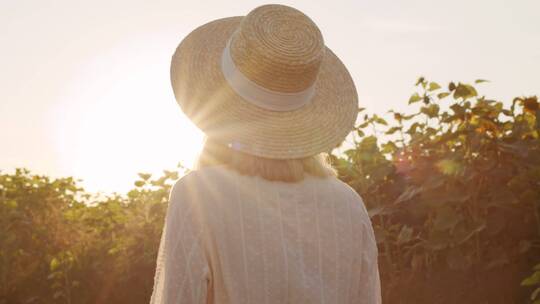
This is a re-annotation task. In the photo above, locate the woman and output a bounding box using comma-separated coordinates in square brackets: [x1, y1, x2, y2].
[150, 4, 381, 304]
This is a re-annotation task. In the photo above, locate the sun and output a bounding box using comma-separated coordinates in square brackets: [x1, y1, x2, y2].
[51, 34, 204, 194]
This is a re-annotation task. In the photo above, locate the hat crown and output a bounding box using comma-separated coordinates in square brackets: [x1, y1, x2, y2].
[229, 4, 325, 93]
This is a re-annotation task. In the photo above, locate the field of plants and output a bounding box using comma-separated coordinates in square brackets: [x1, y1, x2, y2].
[1, 79, 539, 304]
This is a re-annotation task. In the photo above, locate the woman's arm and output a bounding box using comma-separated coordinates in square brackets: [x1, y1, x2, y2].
[150, 178, 210, 304]
[357, 218, 382, 304]
[348, 187, 382, 303]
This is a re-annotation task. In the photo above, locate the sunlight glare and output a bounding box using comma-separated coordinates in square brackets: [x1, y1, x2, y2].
[51, 33, 204, 194]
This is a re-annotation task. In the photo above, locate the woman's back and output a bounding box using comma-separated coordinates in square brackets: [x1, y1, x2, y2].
[152, 4, 381, 303]
[151, 165, 381, 304]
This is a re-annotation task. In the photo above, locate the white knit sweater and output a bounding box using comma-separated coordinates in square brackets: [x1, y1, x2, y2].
[150, 165, 381, 304]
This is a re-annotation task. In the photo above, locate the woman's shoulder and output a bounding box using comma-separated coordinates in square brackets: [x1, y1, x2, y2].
[307, 175, 369, 215]
[305, 174, 359, 196]
[170, 165, 238, 194]
[186, 165, 238, 182]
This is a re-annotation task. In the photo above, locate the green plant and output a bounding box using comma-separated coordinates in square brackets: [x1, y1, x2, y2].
[0, 167, 183, 304]
[330, 78, 540, 303]
[522, 262, 540, 304]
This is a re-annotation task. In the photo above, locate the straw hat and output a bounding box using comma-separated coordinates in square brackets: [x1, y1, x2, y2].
[170, 4, 358, 159]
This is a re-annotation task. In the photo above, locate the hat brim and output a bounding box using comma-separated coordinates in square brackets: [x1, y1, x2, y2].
[170, 16, 358, 159]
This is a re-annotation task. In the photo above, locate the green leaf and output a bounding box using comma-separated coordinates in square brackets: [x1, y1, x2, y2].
[450, 104, 465, 118]
[428, 82, 441, 91]
[373, 115, 388, 126]
[421, 104, 440, 118]
[406, 122, 422, 135]
[134, 180, 145, 187]
[453, 83, 478, 99]
[532, 287, 540, 300]
[137, 173, 152, 181]
[409, 93, 422, 104]
[402, 113, 416, 120]
[381, 141, 398, 154]
[358, 121, 370, 129]
[385, 126, 402, 135]
[522, 272, 540, 286]
[437, 92, 450, 99]
[475, 79, 489, 84]
[50, 258, 60, 271]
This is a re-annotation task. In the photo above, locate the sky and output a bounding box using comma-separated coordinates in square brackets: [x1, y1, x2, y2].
[1, 0, 539, 194]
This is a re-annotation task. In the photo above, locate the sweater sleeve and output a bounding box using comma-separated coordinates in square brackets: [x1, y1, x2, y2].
[356, 194, 382, 304]
[357, 221, 382, 303]
[150, 178, 210, 304]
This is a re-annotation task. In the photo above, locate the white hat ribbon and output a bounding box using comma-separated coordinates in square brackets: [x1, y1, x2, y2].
[221, 39, 316, 112]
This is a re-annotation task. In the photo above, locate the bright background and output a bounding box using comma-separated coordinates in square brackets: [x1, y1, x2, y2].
[1, 0, 539, 193]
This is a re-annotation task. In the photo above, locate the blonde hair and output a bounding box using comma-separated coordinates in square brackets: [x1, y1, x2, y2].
[195, 137, 336, 182]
